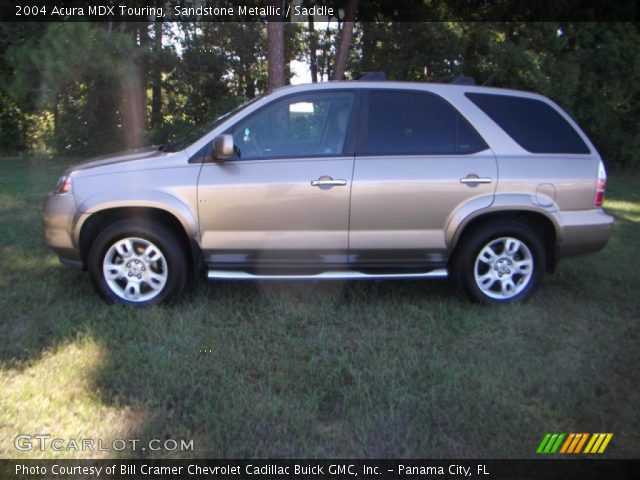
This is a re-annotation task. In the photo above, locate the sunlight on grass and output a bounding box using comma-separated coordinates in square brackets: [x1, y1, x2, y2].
[0, 336, 147, 459]
[605, 199, 640, 222]
[0, 193, 20, 210]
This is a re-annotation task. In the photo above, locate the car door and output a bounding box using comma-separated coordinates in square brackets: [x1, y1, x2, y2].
[197, 90, 358, 271]
[349, 89, 497, 268]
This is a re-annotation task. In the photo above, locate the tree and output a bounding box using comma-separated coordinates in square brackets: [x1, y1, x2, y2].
[267, 1, 286, 90]
[7, 22, 143, 154]
[2, 14, 638, 169]
[350, 21, 640, 168]
[0, 23, 47, 152]
[332, 0, 358, 80]
[307, 11, 319, 82]
[150, 21, 163, 128]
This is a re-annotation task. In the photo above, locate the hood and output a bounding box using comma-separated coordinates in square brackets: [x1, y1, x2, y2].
[70, 146, 167, 172]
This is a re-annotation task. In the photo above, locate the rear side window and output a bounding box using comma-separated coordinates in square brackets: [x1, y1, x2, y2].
[466, 93, 590, 154]
[365, 90, 487, 155]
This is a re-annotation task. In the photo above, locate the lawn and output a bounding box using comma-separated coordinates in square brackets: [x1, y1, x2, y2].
[0, 156, 638, 459]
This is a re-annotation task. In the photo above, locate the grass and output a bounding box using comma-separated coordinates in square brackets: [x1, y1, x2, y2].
[0, 156, 638, 459]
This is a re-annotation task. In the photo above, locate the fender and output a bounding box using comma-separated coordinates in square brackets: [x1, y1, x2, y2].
[445, 193, 562, 249]
[74, 189, 199, 243]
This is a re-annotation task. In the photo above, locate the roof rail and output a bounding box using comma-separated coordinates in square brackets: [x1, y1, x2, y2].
[358, 72, 387, 81]
[433, 76, 476, 85]
[451, 76, 475, 85]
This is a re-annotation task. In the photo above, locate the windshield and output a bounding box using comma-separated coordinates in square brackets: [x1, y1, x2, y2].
[160, 96, 263, 152]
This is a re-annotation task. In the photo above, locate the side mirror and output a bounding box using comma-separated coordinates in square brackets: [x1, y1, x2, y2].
[212, 134, 234, 160]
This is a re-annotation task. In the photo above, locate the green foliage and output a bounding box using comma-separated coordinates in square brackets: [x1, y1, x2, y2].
[350, 22, 640, 168]
[473, 22, 640, 168]
[0, 23, 47, 153]
[1, 20, 638, 169]
[0, 92, 26, 153]
[6, 23, 144, 155]
[0, 22, 275, 155]
[353, 22, 467, 81]
[546, 23, 640, 168]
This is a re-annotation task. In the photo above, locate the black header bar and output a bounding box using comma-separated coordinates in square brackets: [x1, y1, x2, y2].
[1, 459, 639, 480]
[1, 0, 638, 23]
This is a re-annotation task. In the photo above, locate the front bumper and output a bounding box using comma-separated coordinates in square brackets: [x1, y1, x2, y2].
[42, 192, 83, 269]
[556, 209, 614, 258]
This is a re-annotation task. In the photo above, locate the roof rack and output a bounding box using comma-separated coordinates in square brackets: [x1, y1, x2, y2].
[434, 75, 476, 85]
[356, 72, 476, 85]
[358, 72, 387, 81]
[451, 76, 475, 85]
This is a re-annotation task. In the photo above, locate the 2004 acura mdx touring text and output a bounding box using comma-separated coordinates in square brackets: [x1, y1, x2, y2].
[43, 76, 614, 305]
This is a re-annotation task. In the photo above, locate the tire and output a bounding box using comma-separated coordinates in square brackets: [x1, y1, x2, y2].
[88, 220, 189, 305]
[452, 220, 545, 304]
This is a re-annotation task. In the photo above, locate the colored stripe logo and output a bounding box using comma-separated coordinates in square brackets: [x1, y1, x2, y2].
[537, 433, 613, 454]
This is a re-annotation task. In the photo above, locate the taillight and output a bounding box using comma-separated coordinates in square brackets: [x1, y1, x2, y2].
[595, 160, 606, 208]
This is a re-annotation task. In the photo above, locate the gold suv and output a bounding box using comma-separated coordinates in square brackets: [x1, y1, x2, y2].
[43, 80, 614, 305]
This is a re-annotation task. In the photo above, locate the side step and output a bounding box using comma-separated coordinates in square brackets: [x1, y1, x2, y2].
[207, 269, 448, 280]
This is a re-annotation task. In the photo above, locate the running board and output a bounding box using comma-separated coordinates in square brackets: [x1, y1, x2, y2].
[207, 269, 448, 281]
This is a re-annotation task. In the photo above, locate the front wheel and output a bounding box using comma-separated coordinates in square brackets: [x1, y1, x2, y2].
[88, 221, 188, 305]
[452, 220, 546, 303]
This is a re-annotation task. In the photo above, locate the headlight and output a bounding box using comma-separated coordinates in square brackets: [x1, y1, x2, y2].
[54, 174, 73, 194]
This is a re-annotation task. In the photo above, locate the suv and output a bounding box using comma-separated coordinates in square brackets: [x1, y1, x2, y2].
[43, 80, 614, 305]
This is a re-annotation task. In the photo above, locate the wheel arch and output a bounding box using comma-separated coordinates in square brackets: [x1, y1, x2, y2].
[78, 207, 201, 274]
[449, 208, 558, 273]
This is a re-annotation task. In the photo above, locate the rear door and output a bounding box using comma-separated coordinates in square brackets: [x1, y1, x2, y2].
[197, 90, 358, 271]
[349, 89, 496, 268]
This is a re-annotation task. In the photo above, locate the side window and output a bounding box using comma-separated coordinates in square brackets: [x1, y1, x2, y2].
[465, 93, 590, 154]
[231, 92, 353, 159]
[365, 90, 487, 155]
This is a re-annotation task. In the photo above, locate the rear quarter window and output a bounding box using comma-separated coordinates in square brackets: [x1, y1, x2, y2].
[366, 90, 488, 155]
[465, 93, 591, 154]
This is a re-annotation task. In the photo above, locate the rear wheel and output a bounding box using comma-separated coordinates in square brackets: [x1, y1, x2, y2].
[88, 221, 188, 305]
[453, 220, 545, 303]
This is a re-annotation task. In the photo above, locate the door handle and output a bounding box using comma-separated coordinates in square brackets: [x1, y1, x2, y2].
[460, 175, 492, 185]
[311, 178, 347, 187]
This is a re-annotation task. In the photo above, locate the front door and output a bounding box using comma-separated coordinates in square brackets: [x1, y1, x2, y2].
[197, 90, 357, 272]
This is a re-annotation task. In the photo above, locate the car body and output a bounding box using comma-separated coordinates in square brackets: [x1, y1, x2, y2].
[43, 79, 614, 304]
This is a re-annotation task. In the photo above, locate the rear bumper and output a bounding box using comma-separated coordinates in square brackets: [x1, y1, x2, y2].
[42, 192, 83, 269]
[556, 209, 614, 258]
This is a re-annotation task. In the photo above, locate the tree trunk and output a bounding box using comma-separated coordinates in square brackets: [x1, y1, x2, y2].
[332, 0, 358, 80]
[267, 22, 285, 90]
[318, 22, 333, 80]
[137, 22, 149, 131]
[267, 1, 286, 90]
[118, 23, 145, 149]
[360, 21, 374, 73]
[307, 6, 318, 82]
[151, 21, 163, 128]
